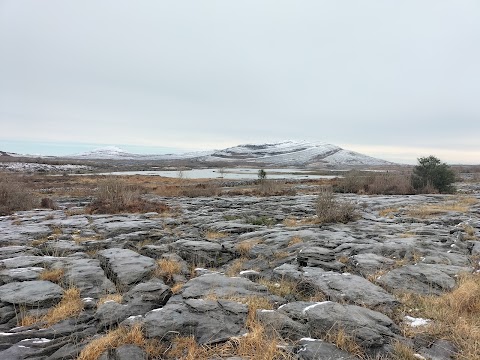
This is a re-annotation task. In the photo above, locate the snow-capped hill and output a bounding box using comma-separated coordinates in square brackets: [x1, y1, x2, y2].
[44, 140, 393, 166]
[209, 140, 338, 159]
[71, 146, 141, 159]
[202, 140, 392, 167]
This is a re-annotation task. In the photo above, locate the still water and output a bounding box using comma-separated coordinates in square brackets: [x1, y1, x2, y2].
[94, 168, 339, 180]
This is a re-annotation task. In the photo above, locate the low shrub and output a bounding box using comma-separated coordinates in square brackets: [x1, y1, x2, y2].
[315, 187, 357, 224]
[337, 170, 414, 195]
[412, 156, 456, 194]
[255, 180, 296, 196]
[0, 173, 38, 215]
[40, 197, 58, 210]
[86, 177, 170, 214]
[180, 182, 220, 197]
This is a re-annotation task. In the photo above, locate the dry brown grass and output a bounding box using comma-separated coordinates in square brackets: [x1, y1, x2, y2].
[39, 268, 65, 283]
[287, 236, 303, 246]
[205, 230, 227, 240]
[236, 238, 261, 257]
[395, 273, 480, 360]
[0, 173, 38, 215]
[225, 257, 248, 277]
[390, 341, 418, 360]
[258, 278, 326, 302]
[323, 327, 365, 358]
[77, 324, 165, 360]
[171, 282, 184, 294]
[461, 224, 477, 240]
[97, 294, 123, 307]
[164, 295, 291, 360]
[86, 177, 170, 214]
[155, 258, 183, 283]
[407, 196, 478, 218]
[72, 234, 105, 244]
[255, 180, 296, 197]
[283, 217, 299, 227]
[338, 170, 414, 195]
[21, 288, 84, 327]
[273, 251, 291, 260]
[378, 207, 399, 218]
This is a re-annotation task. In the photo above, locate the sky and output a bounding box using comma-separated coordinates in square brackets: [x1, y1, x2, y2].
[0, 1, 479, 164]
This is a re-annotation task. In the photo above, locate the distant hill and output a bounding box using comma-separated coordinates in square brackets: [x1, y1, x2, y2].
[67, 141, 394, 167]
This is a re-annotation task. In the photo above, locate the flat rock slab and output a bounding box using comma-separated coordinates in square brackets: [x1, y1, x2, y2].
[97, 248, 157, 290]
[0, 280, 63, 307]
[181, 273, 268, 299]
[169, 239, 233, 266]
[377, 263, 471, 295]
[303, 301, 400, 350]
[0, 246, 40, 260]
[294, 338, 360, 360]
[305, 268, 399, 309]
[143, 299, 248, 344]
[63, 258, 116, 299]
[0, 267, 44, 285]
[274, 264, 398, 309]
[91, 216, 161, 236]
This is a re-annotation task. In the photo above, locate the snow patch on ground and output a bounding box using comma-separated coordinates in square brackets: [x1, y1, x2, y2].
[404, 316, 431, 327]
[0, 162, 91, 172]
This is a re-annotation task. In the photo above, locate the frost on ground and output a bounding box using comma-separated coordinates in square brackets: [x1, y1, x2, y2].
[0, 162, 91, 172]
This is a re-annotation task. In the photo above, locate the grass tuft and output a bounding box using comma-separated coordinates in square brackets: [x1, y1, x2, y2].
[77, 324, 165, 360]
[97, 294, 123, 307]
[39, 268, 65, 284]
[155, 258, 183, 283]
[395, 273, 480, 360]
[21, 287, 83, 327]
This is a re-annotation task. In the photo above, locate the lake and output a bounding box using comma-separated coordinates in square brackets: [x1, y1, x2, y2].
[92, 168, 340, 180]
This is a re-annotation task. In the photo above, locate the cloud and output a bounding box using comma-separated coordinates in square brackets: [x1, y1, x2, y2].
[0, 1, 479, 163]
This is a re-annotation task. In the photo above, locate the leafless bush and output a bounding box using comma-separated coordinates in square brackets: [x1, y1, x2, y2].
[179, 182, 220, 197]
[87, 177, 169, 214]
[40, 197, 58, 210]
[0, 173, 38, 215]
[338, 170, 414, 195]
[315, 186, 356, 223]
[256, 180, 296, 196]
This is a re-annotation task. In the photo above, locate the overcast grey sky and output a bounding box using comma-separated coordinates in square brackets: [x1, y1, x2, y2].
[1, 1, 479, 164]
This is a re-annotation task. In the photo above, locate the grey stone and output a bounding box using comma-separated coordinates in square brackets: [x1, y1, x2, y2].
[256, 309, 308, 340]
[115, 345, 147, 360]
[377, 263, 471, 295]
[0, 280, 63, 307]
[304, 301, 400, 350]
[97, 248, 157, 290]
[0, 267, 44, 285]
[351, 253, 396, 276]
[181, 273, 268, 299]
[274, 265, 398, 309]
[294, 338, 359, 360]
[96, 279, 171, 329]
[144, 299, 248, 344]
[169, 239, 233, 266]
[418, 339, 458, 360]
[95, 301, 131, 329]
[0, 246, 40, 260]
[63, 258, 116, 299]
